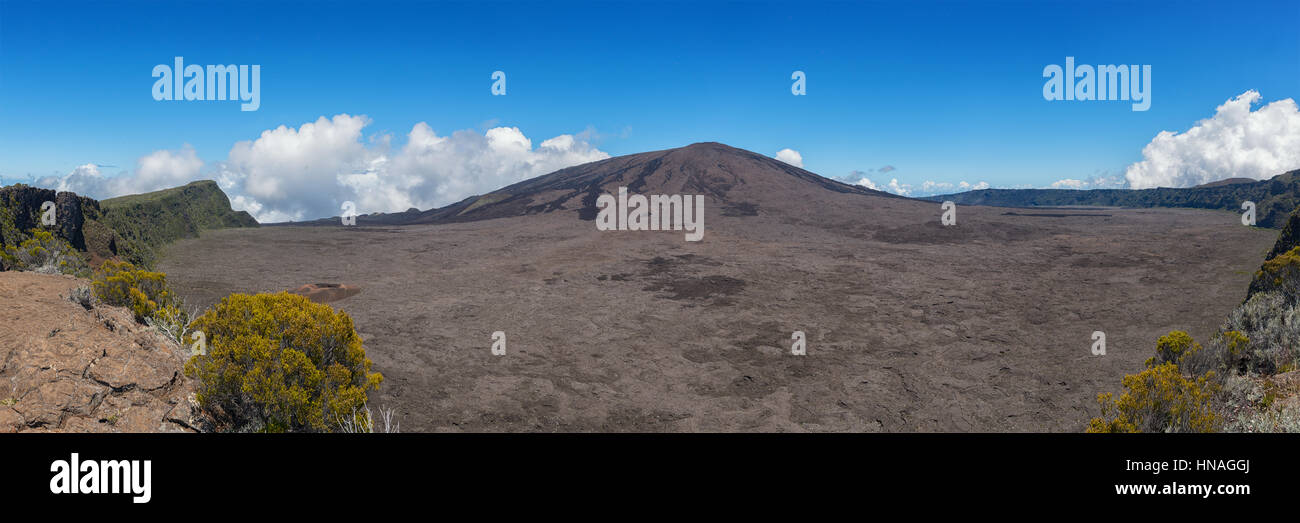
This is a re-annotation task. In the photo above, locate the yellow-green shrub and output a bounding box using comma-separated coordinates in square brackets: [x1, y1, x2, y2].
[1154, 331, 1198, 364]
[1174, 329, 1252, 377]
[1219, 330, 1251, 371]
[1252, 246, 1300, 300]
[1088, 350, 1220, 434]
[1258, 246, 1300, 283]
[183, 292, 383, 432]
[91, 260, 173, 322]
[1, 229, 88, 276]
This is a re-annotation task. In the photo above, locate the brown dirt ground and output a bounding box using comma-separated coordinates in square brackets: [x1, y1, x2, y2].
[289, 283, 362, 303]
[156, 202, 1276, 432]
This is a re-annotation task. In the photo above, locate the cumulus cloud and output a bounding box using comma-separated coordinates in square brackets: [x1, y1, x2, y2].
[844, 168, 987, 197]
[232, 117, 609, 221]
[370, 124, 609, 219]
[854, 177, 880, 191]
[222, 114, 373, 221]
[1125, 90, 1300, 189]
[775, 148, 803, 167]
[38, 147, 204, 199]
[884, 178, 913, 195]
[1048, 174, 1125, 190]
[1050, 178, 1088, 189]
[35, 115, 610, 222]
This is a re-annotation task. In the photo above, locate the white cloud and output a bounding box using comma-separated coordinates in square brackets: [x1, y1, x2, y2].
[854, 177, 879, 191]
[885, 178, 911, 195]
[225, 114, 373, 220]
[921, 180, 972, 193]
[1125, 90, 1300, 189]
[775, 148, 803, 168]
[372, 123, 609, 218]
[1050, 178, 1088, 189]
[39, 147, 204, 199]
[849, 173, 987, 197]
[35, 115, 610, 222]
[135, 147, 205, 190]
[1048, 173, 1127, 190]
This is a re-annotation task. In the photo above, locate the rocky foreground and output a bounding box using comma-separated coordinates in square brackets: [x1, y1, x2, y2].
[0, 271, 203, 432]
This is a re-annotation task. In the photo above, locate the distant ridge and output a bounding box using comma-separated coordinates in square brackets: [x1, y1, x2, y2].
[927, 169, 1300, 228]
[1193, 177, 1256, 189]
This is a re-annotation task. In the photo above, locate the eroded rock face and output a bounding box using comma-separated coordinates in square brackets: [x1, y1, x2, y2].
[0, 185, 99, 253]
[53, 191, 91, 251]
[0, 271, 203, 433]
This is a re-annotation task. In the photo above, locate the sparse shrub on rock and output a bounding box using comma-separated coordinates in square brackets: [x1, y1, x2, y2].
[146, 303, 196, 347]
[1223, 291, 1300, 374]
[0, 229, 89, 276]
[337, 404, 401, 433]
[1178, 330, 1251, 377]
[1248, 246, 1300, 304]
[183, 292, 383, 433]
[91, 260, 174, 323]
[66, 284, 94, 310]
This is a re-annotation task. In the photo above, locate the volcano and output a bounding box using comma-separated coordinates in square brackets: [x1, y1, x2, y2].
[334, 142, 902, 227]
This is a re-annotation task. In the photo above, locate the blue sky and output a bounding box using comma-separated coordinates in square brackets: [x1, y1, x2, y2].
[1, 0, 1297, 218]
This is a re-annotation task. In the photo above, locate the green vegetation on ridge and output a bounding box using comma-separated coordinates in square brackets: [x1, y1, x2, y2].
[931, 169, 1300, 229]
[98, 180, 257, 266]
[0, 180, 256, 269]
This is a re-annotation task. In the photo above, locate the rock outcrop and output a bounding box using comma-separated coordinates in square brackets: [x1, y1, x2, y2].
[0, 271, 205, 432]
[0, 185, 106, 266]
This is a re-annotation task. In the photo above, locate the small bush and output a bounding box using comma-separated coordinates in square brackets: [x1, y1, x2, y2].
[337, 404, 401, 434]
[145, 302, 196, 347]
[91, 260, 174, 323]
[1221, 373, 1300, 432]
[66, 285, 94, 310]
[183, 292, 383, 433]
[1230, 406, 1300, 433]
[1, 229, 88, 276]
[1089, 333, 1222, 433]
[1180, 330, 1250, 377]
[1227, 290, 1286, 334]
[1152, 330, 1199, 367]
[1252, 246, 1300, 303]
[1224, 291, 1300, 374]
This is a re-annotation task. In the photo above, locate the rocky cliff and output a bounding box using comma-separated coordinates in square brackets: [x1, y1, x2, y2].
[0, 180, 257, 269]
